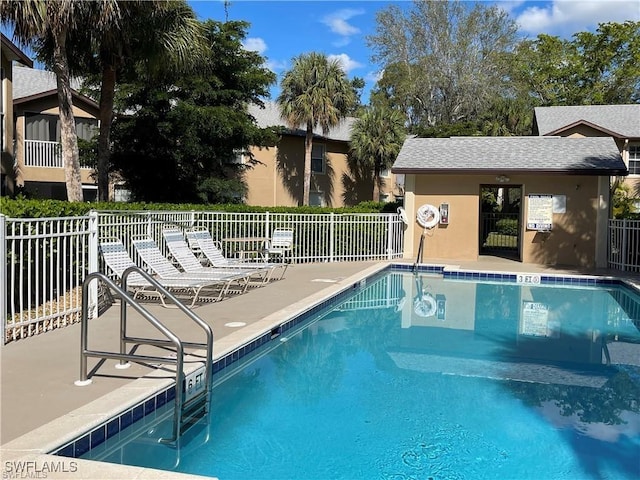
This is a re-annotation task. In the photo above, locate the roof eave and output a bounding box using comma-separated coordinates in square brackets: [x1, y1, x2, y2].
[391, 167, 628, 176]
[0, 33, 33, 68]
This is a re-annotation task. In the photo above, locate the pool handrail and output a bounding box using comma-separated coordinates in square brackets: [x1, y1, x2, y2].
[78, 268, 213, 444]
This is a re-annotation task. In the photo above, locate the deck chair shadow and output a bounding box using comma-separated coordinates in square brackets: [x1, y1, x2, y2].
[161, 226, 270, 286]
[263, 228, 294, 263]
[130, 236, 252, 301]
[99, 238, 236, 308]
[185, 228, 288, 281]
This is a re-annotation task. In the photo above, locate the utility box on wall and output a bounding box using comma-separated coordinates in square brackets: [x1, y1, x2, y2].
[439, 203, 449, 224]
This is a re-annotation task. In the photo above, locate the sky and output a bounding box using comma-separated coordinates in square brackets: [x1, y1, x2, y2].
[189, 0, 640, 102]
[3, 0, 638, 103]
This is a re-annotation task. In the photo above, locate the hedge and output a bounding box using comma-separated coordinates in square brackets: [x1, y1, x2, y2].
[0, 197, 403, 219]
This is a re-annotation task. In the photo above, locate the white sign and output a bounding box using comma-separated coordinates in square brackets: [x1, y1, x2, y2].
[527, 194, 553, 230]
[183, 365, 206, 402]
[517, 274, 541, 285]
[521, 301, 549, 337]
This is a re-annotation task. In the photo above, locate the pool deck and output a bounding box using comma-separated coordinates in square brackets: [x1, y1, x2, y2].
[1, 257, 638, 479]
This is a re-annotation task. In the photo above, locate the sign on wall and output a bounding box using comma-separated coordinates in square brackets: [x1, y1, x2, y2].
[526, 194, 553, 231]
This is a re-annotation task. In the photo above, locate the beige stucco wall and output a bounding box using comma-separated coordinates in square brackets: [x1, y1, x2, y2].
[244, 135, 401, 207]
[1, 52, 15, 192]
[404, 173, 608, 268]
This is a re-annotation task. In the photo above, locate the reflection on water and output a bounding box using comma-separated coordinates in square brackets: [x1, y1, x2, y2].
[82, 271, 640, 480]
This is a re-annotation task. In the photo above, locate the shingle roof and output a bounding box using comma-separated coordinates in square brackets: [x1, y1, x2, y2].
[534, 105, 640, 138]
[392, 136, 626, 175]
[248, 102, 355, 142]
[12, 65, 83, 100]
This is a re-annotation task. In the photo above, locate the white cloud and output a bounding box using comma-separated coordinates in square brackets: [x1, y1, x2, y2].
[266, 59, 288, 73]
[242, 37, 267, 54]
[321, 8, 364, 36]
[515, 0, 640, 36]
[328, 53, 363, 73]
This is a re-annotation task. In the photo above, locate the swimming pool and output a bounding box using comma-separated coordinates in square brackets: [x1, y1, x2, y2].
[68, 268, 640, 479]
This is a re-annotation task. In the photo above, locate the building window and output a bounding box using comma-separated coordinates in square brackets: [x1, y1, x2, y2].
[227, 150, 245, 165]
[310, 191, 325, 207]
[380, 168, 391, 178]
[113, 184, 131, 202]
[629, 145, 640, 175]
[311, 144, 325, 174]
[25, 113, 97, 141]
[379, 193, 391, 203]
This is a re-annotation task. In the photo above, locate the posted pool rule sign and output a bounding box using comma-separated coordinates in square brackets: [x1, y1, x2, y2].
[527, 194, 553, 231]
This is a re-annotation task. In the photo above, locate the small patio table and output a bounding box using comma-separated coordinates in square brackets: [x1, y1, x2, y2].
[222, 237, 267, 261]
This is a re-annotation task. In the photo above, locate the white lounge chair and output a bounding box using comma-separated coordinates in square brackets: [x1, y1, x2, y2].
[130, 236, 252, 298]
[99, 239, 238, 307]
[161, 226, 270, 285]
[263, 228, 294, 262]
[185, 228, 288, 281]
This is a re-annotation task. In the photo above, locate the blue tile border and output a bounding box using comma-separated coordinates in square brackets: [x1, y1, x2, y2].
[52, 262, 637, 460]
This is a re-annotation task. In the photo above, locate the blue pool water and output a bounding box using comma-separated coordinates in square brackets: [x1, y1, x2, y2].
[80, 271, 640, 480]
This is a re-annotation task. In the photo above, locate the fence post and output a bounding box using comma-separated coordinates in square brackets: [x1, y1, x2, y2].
[0, 215, 6, 346]
[265, 211, 270, 239]
[622, 219, 628, 272]
[387, 214, 394, 260]
[329, 212, 335, 263]
[88, 211, 99, 319]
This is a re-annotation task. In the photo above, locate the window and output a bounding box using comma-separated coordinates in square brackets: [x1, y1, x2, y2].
[227, 150, 245, 165]
[310, 191, 325, 207]
[380, 168, 391, 178]
[379, 193, 391, 203]
[113, 184, 131, 202]
[629, 145, 640, 175]
[25, 113, 97, 141]
[311, 144, 325, 174]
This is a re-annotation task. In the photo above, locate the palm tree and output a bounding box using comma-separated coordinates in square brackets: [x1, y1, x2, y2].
[0, 1, 114, 201]
[349, 106, 406, 201]
[277, 53, 355, 206]
[87, 1, 205, 201]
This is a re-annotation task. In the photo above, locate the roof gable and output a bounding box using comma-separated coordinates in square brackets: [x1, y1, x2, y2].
[534, 105, 640, 139]
[392, 136, 626, 176]
[1, 33, 33, 67]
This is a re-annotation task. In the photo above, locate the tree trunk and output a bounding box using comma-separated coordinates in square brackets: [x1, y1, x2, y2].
[52, 30, 83, 202]
[97, 61, 116, 201]
[373, 166, 380, 202]
[302, 124, 313, 206]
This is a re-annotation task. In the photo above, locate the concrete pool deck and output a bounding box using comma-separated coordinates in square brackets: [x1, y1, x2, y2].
[1, 257, 638, 479]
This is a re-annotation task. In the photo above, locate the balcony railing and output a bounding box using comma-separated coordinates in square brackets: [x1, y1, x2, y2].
[24, 140, 91, 169]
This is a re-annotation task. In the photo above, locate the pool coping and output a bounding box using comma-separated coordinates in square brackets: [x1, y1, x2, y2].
[1, 261, 638, 479]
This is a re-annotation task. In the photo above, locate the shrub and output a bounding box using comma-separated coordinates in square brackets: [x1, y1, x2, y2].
[496, 218, 518, 236]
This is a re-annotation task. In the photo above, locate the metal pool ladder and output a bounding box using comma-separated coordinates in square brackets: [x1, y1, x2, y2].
[76, 266, 213, 445]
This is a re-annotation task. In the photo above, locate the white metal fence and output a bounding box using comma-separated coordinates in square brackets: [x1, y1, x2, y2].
[608, 219, 640, 273]
[2, 210, 404, 344]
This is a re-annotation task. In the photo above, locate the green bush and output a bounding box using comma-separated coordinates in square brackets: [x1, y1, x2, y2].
[496, 218, 518, 236]
[0, 197, 399, 219]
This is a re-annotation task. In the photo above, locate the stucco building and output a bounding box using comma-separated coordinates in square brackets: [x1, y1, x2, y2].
[243, 103, 404, 207]
[534, 105, 640, 193]
[393, 136, 626, 269]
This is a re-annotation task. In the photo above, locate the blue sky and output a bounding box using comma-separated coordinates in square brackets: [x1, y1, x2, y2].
[190, 0, 640, 102]
[3, 1, 638, 103]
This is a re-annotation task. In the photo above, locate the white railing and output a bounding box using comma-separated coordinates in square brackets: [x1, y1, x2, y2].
[608, 219, 640, 273]
[1, 213, 99, 344]
[24, 139, 91, 169]
[96, 210, 405, 265]
[1, 210, 404, 344]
